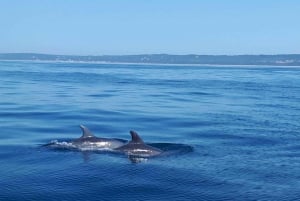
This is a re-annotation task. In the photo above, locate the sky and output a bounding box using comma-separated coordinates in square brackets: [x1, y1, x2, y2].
[0, 0, 299, 55]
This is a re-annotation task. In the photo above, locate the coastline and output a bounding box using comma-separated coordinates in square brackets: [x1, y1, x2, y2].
[1, 59, 300, 68]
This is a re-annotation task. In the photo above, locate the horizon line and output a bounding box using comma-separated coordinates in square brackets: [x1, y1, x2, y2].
[1, 52, 300, 56]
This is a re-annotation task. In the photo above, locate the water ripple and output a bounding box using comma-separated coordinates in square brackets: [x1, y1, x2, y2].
[1, 61, 300, 200]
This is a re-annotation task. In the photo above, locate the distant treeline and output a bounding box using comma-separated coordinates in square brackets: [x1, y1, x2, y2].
[1, 53, 300, 66]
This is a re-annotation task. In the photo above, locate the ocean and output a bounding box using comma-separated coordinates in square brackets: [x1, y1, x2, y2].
[0, 61, 300, 201]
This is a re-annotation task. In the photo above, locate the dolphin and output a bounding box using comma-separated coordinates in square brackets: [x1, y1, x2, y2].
[115, 130, 162, 157]
[70, 125, 127, 149]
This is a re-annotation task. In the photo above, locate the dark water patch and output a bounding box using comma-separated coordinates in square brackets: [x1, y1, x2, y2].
[164, 118, 217, 128]
[283, 145, 300, 151]
[88, 93, 115, 98]
[149, 143, 194, 155]
[147, 93, 170, 98]
[275, 152, 300, 158]
[0, 110, 67, 121]
[255, 103, 300, 110]
[188, 91, 214, 96]
[195, 131, 279, 145]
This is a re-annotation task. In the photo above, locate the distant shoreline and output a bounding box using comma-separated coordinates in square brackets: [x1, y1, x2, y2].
[1, 59, 300, 68]
[1, 53, 300, 67]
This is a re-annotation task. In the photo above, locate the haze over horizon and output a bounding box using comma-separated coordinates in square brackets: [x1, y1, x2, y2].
[0, 0, 299, 55]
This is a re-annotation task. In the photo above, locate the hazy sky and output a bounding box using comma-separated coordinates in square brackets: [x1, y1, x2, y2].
[0, 0, 299, 55]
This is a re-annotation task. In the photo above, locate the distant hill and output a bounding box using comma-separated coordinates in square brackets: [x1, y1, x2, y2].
[1, 53, 300, 66]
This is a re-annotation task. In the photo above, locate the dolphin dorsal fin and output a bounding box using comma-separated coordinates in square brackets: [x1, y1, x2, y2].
[130, 130, 144, 143]
[79, 125, 95, 138]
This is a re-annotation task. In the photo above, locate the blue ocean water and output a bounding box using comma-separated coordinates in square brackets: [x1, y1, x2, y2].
[0, 61, 300, 201]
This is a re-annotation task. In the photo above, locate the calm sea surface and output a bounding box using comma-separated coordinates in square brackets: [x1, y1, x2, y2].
[1, 61, 300, 201]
